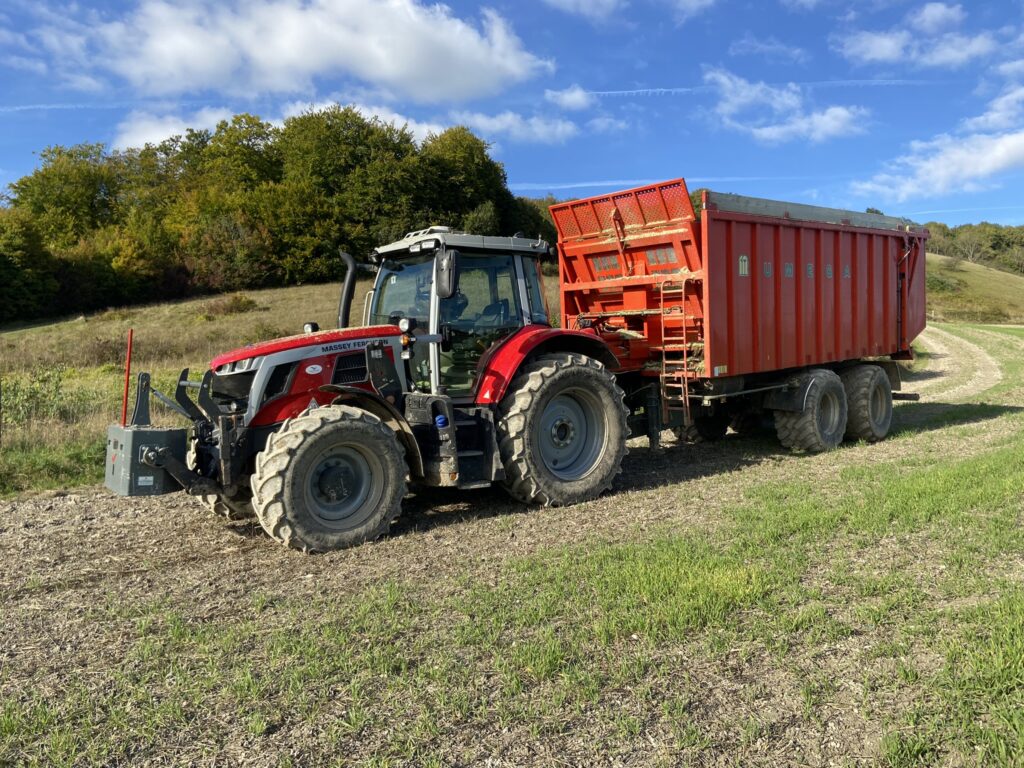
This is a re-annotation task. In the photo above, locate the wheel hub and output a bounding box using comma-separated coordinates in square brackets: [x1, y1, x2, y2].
[316, 460, 352, 503]
[550, 418, 576, 448]
[537, 390, 606, 480]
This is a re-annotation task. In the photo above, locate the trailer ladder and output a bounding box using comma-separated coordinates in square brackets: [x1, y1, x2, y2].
[657, 276, 703, 425]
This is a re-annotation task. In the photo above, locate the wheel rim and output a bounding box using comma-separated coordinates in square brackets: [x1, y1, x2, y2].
[869, 381, 886, 426]
[818, 389, 842, 436]
[538, 389, 606, 481]
[303, 443, 385, 529]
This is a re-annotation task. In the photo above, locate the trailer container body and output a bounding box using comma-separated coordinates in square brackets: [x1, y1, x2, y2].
[550, 179, 928, 384]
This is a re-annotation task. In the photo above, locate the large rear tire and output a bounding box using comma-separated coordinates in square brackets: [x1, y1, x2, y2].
[251, 406, 406, 552]
[497, 353, 628, 506]
[774, 369, 848, 453]
[840, 365, 893, 442]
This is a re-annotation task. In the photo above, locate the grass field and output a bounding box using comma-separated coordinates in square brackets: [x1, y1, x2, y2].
[0, 321, 1021, 766]
[925, 254, 1024, 323]
[1, 261, 1023, 766]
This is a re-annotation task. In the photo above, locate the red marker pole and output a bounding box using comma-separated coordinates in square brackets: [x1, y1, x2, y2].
[121, 328, 134, 427]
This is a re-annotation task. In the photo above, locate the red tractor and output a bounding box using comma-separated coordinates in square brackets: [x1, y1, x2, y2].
[106, 178, 927, 553]
[107, 227, 629, 552]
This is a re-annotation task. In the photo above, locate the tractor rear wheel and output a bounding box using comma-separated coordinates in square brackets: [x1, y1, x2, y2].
[251, 406, 406, 552]
[497, 353, 628, 506]
[774, 369, 848, 453]
[841, 365, 893, 442]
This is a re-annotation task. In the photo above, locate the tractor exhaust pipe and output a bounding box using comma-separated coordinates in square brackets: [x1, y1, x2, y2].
[337, 250, 356, 329]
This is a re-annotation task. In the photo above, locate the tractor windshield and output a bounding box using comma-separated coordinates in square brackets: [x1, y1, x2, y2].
[369, 254, 434, 327]
[441, 253, 523, 394]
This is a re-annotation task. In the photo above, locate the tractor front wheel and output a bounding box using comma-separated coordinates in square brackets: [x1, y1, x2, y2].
[497, 353, 628, 506]
[251, 406, 406, 552]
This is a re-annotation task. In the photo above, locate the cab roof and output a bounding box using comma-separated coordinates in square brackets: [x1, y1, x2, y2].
[373, 226, 549, 259]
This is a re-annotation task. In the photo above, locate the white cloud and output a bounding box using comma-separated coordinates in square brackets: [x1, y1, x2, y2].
[452, 111, 579, 144]
[32, 0, 552, 103]
[962, 86, 1024, 131]
[540, 0, 625, 20]
[705, 68, 803, 117]
[545, 84, 596, 111]
[836, 30, 912, 63]
[835, 7, 997, 70]
[587, 116, 629, 133]
[853, 131, 1024, 202]
[729, 34, 809, 63]
[704, 67, 867, 143]
[997, 59, 1024, 79]
[747, 106, 868, 142]
[1, 55, 47, 75]
[915, 33, 997, 67]
[671, 0, 716, 22]
[282, 100, 447, 142]
[854, 80, 1024, 201]
[112, 107, 234, 149]
[909, 3, 966, 35]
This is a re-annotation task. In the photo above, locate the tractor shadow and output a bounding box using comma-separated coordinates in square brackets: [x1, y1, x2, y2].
[391, 399, 1021, 539]
[224, 398, 1021, 544]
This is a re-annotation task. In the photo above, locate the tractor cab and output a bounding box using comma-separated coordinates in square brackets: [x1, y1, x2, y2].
[365, 227, 552, 399]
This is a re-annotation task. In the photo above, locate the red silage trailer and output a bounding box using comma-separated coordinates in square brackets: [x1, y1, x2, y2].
[550, 178, 929, 452]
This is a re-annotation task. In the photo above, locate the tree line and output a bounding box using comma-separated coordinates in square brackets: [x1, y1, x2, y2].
[924, 220, 1024, 274]
[0, 107, 557, 324]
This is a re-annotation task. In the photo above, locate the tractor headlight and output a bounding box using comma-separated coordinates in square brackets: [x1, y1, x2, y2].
[398, 317, 413, 333]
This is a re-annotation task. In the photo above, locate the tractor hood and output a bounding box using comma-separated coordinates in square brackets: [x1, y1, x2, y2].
[210, 325, 401, 370]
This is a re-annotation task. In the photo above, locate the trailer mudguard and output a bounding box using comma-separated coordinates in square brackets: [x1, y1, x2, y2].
[473, 325, 620, 406]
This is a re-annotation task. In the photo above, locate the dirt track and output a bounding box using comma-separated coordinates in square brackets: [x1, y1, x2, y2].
[1, 322, 1019, 766]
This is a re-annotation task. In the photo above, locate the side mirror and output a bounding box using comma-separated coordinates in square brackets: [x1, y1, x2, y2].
[435, 248, 459, 300]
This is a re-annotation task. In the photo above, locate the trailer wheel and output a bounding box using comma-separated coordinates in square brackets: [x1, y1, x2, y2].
[673, 413, 730, 444]
[497, 353, 628, 506]
[774, 369, 848, 453]
[251, 406, 406, 552]
[840, 365, 893, 443]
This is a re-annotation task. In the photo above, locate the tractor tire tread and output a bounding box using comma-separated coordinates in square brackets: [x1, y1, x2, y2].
[251, 406, 405, 553]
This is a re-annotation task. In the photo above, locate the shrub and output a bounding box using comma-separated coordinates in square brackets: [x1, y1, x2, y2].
[0, 366, 89, 428]
[202, 293, 259, 319]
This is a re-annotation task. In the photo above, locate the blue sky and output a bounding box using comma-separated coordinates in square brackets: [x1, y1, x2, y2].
[2, 0, 1024, 225]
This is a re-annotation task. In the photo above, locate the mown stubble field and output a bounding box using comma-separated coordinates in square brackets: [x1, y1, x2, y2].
[1, 321, 1023, 767]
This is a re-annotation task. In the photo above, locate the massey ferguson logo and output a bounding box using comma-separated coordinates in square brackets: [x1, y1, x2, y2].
[320, 338, 377, 354]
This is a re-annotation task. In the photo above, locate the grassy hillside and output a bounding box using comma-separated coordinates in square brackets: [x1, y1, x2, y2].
[926, 253, 1024, 323]
[0, 273, 561, 495]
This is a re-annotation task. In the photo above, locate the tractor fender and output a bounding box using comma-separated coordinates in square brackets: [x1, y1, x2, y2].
[319, 385, 425, 481]
[473, 325, 619, 406]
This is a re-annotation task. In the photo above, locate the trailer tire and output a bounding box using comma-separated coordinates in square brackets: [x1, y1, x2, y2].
[774, 369, 848, 453]
[673, 413, 730, 444]
[497, 353, 628, 506]
[840, 365, 892, 443]
[251, 406, 406, 553]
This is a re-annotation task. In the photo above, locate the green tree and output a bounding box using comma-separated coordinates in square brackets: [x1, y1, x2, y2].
[8, 144, 122, 250]
[0, 208, 58, 322]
